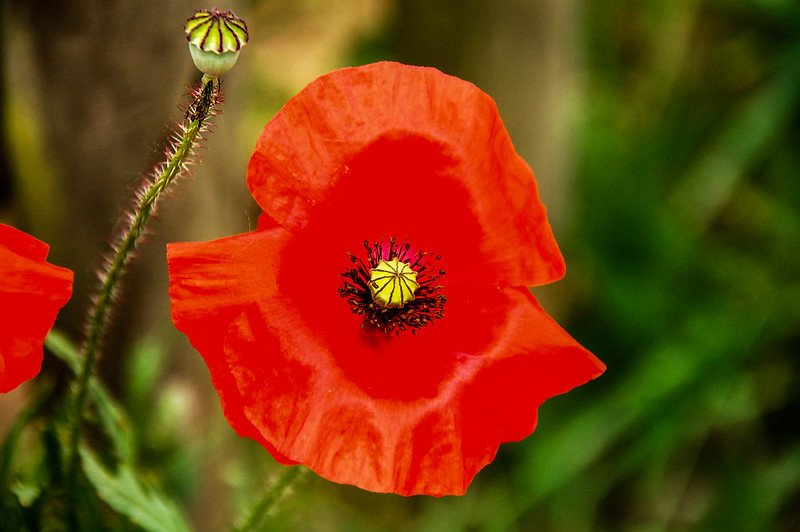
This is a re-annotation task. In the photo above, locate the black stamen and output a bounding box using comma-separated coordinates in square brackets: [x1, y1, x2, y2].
[339, 237, 446, 335]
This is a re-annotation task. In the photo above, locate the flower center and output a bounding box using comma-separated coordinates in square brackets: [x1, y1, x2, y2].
[369, 258, 419, 308]
[339, 238, 446, 335]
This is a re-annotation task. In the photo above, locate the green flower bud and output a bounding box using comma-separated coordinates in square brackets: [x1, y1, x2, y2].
[185, 8, 249, 77]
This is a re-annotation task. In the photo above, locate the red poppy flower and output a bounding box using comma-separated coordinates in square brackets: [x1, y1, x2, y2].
[168, 62, 605, 496]
[1, 224, 73, 393]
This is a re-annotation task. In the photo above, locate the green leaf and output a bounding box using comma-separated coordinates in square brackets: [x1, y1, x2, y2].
[10, 480, 39, 507]
[125, 339, 164, 414]
[45, 331, 136, 463]
[92, 384, 137, 465]
[0, 380, 54, 495]
[45, 330, 81, 374]
[80, 446, 189, 532]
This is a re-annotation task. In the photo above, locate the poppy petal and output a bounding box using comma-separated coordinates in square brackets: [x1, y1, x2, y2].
[220, 283, 602, 496]
[457, 288, 605, 470]
[0, 223, 50, 262]
[0, 224, 73, 393]
[167, 228, 296, 463]
[247, 62, 564, 287]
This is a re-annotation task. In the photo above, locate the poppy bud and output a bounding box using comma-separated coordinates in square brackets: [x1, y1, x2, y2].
[185, 8, 249, 78]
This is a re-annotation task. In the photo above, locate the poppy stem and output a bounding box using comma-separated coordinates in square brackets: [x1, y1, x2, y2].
[66, 75, 221, 481]
[233, 467, 305, 532]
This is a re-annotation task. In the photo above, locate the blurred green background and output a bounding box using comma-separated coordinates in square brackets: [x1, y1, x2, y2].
[1, 0, 799, 530]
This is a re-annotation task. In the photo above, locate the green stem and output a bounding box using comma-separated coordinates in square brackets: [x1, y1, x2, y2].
[66, 75, 221, 479]
[233, 467, 305, 532]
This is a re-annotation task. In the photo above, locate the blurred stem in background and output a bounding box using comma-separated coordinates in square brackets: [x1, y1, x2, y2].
[0, 4, 13, 213]
[395, 0, 577, 233]
[394, 0, 578, 322]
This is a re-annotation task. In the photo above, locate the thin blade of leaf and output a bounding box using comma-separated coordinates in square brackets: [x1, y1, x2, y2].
[80, 446, 189, 532]
[45, 331, 136, 463]
[45, 330, 81, 374]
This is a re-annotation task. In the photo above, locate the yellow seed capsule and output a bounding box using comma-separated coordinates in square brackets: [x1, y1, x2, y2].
[185, 8, 249, 77]
[369, 258, 419, 309]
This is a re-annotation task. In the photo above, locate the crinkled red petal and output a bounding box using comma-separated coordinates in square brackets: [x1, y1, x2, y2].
[223, 284, 603, 496]
[167, 223, 603, 495]
[167, 229, 296, 464]
[0, 224, 73, 393]
[247, 62, 565, 287]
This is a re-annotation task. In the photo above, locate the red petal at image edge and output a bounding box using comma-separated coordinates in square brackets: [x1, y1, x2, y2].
[0, 223, 50, 262]
[0, 224, 73, 392]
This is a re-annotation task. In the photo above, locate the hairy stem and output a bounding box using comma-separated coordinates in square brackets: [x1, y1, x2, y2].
[234, 467, 305, 532]
[66, 75, 221, 478]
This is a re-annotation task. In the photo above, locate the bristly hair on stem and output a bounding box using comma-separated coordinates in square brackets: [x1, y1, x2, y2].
[65, 74, 222, 485]
[234, 467, 306, 532]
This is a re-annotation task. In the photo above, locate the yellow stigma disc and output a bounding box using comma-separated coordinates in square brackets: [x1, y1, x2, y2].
[369, 258, 419, 309]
